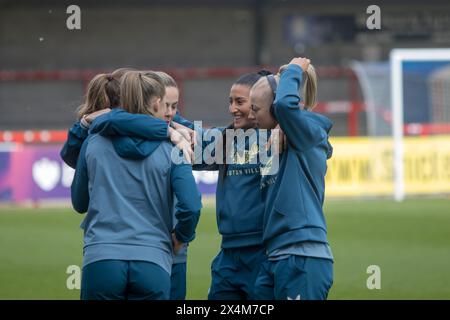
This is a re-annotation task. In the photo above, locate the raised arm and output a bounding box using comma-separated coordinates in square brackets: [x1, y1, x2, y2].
[273, 62, 330, 153]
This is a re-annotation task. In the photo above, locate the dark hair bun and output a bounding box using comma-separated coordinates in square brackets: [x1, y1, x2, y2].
[257, 70, 273, 76]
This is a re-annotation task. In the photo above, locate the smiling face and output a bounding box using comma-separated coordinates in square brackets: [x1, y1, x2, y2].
[229, 84, 256, 129]
[164, 86, 179, 123]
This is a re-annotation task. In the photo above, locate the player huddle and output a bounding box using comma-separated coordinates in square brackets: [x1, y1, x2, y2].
[61, 57, 334, 300]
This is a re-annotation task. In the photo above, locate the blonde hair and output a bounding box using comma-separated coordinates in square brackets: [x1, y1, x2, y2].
[278, 64, 317, 110]
[77, 73, 119, 119]
[76, 68, 136, 119]
[112, 67, 137, 79]
[155, 71, 178, 88]
[120, 71, 165, 116]
[253, 63, 318, 111]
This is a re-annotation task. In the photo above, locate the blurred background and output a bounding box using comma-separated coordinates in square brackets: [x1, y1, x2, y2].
[0, 0, 450, 299]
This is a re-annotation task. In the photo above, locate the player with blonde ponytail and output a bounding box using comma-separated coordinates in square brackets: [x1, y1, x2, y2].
[71, 71, 201, 300]
[250, 57, 334, 300]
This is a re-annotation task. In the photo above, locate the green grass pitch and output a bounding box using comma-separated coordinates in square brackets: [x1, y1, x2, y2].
[0, 198, 449, 299]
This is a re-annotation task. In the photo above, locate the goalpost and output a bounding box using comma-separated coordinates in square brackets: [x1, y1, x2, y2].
[390, 48, 450, 201]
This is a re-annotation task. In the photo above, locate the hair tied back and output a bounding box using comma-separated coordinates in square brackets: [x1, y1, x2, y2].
[257, 70, 273, 77]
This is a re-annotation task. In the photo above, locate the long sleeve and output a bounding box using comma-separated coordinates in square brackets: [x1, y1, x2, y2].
[192, 127, 226, 171]
[172, 112, 226, 171]
[171, 163, 202, 243]
[173, 112, 195, 130]
[71, 137, 90, 213]
[273, 64, 328, 153]
[60, 121, 88, 168]
[90, 108, 169, 140]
